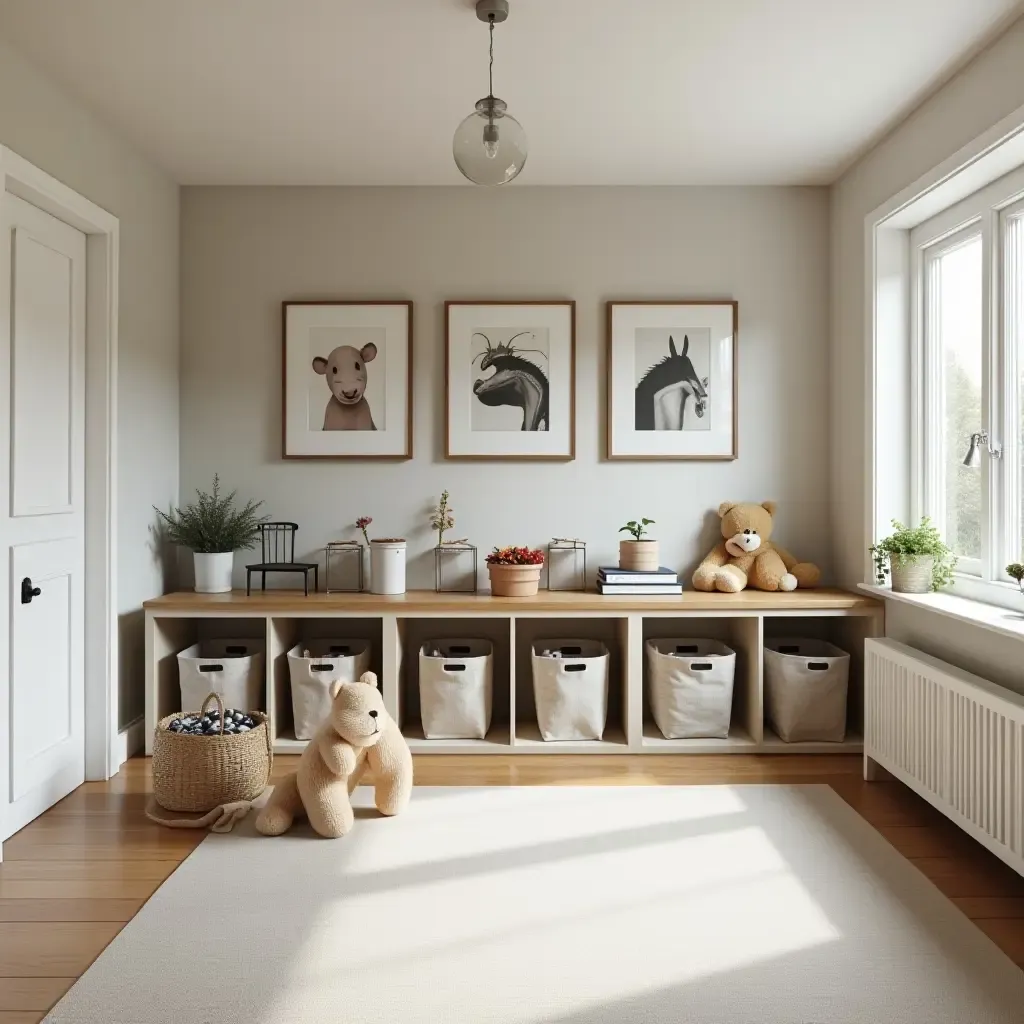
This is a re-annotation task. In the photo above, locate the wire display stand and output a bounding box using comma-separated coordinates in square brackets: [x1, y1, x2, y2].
[325, 541, 365, 593]
[547, 537, 587, 591]
[434, 542, 478, 593]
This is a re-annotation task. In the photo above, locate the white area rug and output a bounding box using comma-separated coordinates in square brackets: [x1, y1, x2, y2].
[46, 785, 1024, 1023]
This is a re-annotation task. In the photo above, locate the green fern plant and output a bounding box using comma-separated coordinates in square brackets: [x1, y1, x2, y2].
[154, 476, 268, 553]
[870, 517, 957, 591]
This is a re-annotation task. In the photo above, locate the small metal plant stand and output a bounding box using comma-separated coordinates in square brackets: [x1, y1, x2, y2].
[547, 537, 587, 591]
[325, 541, 365, 593]
[434, 542, 478, 593]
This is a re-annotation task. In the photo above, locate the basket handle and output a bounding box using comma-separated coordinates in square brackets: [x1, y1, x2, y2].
[443, 664, 466, 672]
[200, 692, 227, 735]
[565, 664, 587, 673]
[807, 662, 830, 671]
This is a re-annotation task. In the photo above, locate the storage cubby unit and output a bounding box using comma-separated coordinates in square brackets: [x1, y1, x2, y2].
[144, 590, 883, 755]
[640, 615, 760, 751]
[146, 616, 268, 751]
[513, 617, 628, 750]
[760, 614, 878, 751]
[396, 617, 512, 750]
[269, 617, 384, 751]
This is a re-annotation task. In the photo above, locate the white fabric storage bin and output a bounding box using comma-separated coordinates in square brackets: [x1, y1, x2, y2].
[647, 638, 736, 739]
[419, 640, 493, 739]
[532, 640, 610, 741]
[287, 640, 372, 740]
[177, 639, 265, 714]
[764, 638, 850, 742]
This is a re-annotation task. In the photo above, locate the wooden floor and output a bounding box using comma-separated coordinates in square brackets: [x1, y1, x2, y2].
[1, 755, 1022, 1022]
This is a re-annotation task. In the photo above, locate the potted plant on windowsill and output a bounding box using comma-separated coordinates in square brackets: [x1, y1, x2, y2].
[155, 476, 268, 594]
[618, 517, 658, 572]
[486, 546, 545, 597]
[1006, 563, 1024, 597]
[870, 517, 957, 594]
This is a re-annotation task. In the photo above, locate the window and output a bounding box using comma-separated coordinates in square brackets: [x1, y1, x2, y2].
[912, 169, 1024, 596]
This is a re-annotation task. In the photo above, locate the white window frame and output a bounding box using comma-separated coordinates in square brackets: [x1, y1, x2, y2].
[909, 165, 1024, 602]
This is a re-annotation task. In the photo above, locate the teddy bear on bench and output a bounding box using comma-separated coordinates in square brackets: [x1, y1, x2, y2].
[693, 501, 820, 594]
[255, 671, 412, 838]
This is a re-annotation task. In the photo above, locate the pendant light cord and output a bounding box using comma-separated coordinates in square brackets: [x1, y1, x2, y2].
[488, 14, 495, 99]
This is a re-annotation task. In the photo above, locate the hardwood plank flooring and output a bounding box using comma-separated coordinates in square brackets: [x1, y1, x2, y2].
[0, 753, 1021, 1022]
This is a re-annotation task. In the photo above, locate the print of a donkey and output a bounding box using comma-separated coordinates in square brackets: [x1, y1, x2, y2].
[312, 343, 377, 431]
[634, 335, 708, 431]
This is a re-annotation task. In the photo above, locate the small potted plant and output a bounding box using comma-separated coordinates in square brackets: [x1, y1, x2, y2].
[356, 516, 407, 595]
[618, 517, 658, 571]
[154, 475, 268, 593]
[870, 517, 957, 594]
[486, 546, 545, 597]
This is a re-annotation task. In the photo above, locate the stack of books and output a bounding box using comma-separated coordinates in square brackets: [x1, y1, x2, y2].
[597, 566, 682, 595]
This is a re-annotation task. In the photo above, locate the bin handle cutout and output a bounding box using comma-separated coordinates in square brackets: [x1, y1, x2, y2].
[448, 645, 472, 655]
[808, 661, 830, 671]
[565, 664, 587, 673]
[225, 645, 247, 655]
[198, 664, 224, 673]
[329, 645, 351, 655]
[691, 662, 714, 672]
[560, 646, 583, 656]
[676, 645, 699, 654]
[443, 664, 466, 672]
[778, 645, 800, 654]
[310, 663, 334, 672]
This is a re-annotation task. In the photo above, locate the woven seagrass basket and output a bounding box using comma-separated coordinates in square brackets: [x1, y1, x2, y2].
[152, 692, 272, 813]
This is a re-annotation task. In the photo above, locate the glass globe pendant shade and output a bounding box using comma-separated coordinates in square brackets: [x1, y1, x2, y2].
[453, 97, 527, 186]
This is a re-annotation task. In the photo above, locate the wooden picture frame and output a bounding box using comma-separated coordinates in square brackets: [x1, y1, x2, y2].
[606, 300, 738, 461]
[282, 300, 413, 460]
[445, 300, 576, 461]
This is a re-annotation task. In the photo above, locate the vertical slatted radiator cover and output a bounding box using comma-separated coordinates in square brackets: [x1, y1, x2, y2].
[865, 638, 1024, 876]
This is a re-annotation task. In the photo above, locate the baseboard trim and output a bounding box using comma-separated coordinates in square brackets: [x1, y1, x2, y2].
[117, 717, 146, 765]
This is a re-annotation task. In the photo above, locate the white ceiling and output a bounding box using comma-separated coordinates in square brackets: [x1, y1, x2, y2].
[0, 0, 1020, 186]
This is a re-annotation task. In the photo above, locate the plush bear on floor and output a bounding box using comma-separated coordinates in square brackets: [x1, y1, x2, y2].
[692, 501, 821, 594]
[255, 671, 412, 838]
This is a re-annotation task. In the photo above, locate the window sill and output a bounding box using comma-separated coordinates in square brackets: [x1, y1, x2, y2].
[859, 584, 1024, 642]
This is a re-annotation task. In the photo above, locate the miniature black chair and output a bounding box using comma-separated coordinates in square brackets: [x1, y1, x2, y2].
[246, 523, 319, 596]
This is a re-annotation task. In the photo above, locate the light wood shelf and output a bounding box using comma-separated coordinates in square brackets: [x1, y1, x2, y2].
[144, 588, 883, 757]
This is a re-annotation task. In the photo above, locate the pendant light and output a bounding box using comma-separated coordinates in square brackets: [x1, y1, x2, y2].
[452, 0, 527, 186]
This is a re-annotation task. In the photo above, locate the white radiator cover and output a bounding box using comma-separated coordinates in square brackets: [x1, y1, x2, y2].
[865, 638, 1024, 876]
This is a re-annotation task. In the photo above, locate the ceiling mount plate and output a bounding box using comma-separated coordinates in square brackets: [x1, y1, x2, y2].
[476, 0, 509, 24]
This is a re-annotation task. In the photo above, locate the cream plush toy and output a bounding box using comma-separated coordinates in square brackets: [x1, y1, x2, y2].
[692, 501, 821, 594]
[255, 671, 412, 838]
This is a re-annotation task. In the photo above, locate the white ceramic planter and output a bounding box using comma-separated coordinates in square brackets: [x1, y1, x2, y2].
[890, 554, 933, 594]
[370, 540, 407, 595]
[194, 551, 234, 594]
[619, 539, 660, 572]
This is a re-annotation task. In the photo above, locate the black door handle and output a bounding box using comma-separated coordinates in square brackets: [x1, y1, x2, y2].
[21, 577, 41, 604]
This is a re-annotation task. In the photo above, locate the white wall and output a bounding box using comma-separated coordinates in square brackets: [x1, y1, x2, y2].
[0, 37, 180, 728]
[180, 186, 830, 590]
[831, 15, 1024, 676]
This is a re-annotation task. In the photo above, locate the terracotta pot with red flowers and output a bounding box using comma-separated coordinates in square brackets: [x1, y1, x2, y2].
[486, 546, 545, 597]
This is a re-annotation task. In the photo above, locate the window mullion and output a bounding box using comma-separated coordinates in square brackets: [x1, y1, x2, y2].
[981, 209, 998, 581]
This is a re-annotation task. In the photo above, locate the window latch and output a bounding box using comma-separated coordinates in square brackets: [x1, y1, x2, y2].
[963, 430, 1002, 467]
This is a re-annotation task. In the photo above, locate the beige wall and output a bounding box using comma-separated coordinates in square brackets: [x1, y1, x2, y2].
[0, 38, 180, 728]
[831, 16, 1024, 676]
[180, 185, 830, 590]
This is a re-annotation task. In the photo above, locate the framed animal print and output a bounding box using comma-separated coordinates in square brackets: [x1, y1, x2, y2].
[445, 301, 575, 461]
[607, 300, 737, 461]
[282, 301, 412, 460]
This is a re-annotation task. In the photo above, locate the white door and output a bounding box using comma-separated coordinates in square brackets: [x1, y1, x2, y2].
[0, 193, 86, 843]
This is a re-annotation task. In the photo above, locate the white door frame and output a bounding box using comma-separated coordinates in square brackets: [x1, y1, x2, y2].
[0, 145, 120, 781]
